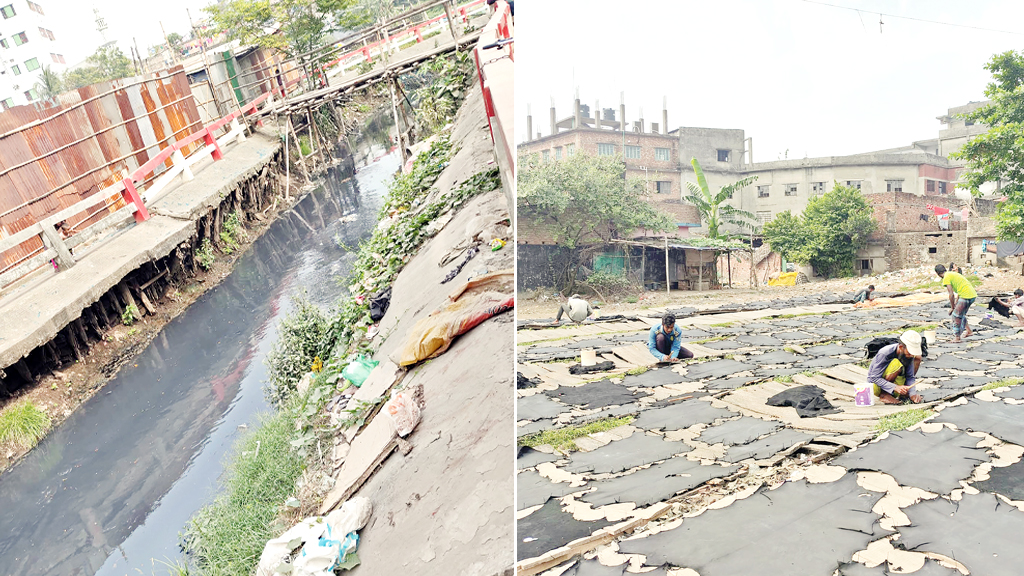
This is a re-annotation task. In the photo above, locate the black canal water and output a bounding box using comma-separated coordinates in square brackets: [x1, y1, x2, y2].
[0, 150, 401, 576]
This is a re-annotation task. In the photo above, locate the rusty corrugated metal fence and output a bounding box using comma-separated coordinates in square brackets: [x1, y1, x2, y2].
[0, 66, 201, 269]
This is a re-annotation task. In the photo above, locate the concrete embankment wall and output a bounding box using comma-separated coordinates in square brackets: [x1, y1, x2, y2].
[0, 132, 288, 395]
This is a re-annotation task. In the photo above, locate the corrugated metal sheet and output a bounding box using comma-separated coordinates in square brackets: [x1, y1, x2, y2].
[0, 68, 202, 268]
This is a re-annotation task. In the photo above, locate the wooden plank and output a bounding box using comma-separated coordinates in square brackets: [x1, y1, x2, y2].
[65, 208, 133, 250]
[320, 415, 398, 514]
[0, 248, 56, 288]
[822, 364, 869, 384]
[0, 222, 43, 253]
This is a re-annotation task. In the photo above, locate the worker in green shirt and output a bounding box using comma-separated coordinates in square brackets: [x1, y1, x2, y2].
[935, 264, 976, 343]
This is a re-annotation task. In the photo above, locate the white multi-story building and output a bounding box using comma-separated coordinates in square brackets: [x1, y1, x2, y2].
[0, 0, 66, 108]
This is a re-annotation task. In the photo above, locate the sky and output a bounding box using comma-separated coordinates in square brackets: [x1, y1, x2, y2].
[515, 0, 1024, 161]
[47, 0, 214, 66]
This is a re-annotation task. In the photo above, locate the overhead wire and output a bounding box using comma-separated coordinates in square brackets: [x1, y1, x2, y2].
[799, 0, 1024, 36]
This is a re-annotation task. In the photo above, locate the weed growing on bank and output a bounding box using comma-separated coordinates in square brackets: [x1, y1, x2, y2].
[265, 297, 331, 406]
[182, 409, 303, 576]
[0, 400, 51, 450]
[197, 238, 215, 270]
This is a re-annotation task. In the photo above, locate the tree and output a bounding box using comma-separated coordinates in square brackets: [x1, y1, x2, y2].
[63, 45, 134, 89]
[35, 65, 63, 101]
[762, 182, 877, 278]
[518, 152, 675, 292]
[206, 0, 366, 89]
[166, 32, 183, 48]
[684, 157, 757, 239]
[953, 50, 1024, 240]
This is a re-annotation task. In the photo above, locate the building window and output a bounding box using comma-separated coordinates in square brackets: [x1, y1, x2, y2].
[11, 64, 20, 75]
[756, 211, 772, 224]
[554, 147, 562, 160]
[24, 88, 37, 101]
[655, 147, 670, 162]
[926, 180, 936, 193]
[597, 143, 615, 156]
[566, 143, 575, 156]
[785, 184, 798, 196]
[12, 31, 28, 46]
[27, 1, 43, 14]
[50, 53, 64, 64]
[859, 259, 871, 270]
[928, 247, 938, 254]
[811, 181, 826, 195]
[1, 4, 15, 18]
[541, 149, 550, 161]
[656, 181, 671, 194]
[757, 185, 769, 198]
[845, 180, 862, 190]
[0, 38, 7, 48]
[886, 179, 904, 192]
[717, 149, 730, 162]
[24, 57, 39, 71]
[1, 97, 12, 110]
[938, 182, 947, 194]
[624, 145, 641, 159]
[38, 27, 54, 41]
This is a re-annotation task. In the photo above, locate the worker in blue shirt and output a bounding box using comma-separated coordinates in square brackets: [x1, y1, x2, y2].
[648, 313, 694, 363]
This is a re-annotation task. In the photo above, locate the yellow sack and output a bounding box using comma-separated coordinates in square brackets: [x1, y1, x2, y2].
[399, 270, 514, 366]
[768, 272, 798, 286]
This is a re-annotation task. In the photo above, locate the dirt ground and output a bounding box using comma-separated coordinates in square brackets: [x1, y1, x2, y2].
[518, 263, 1024, 320]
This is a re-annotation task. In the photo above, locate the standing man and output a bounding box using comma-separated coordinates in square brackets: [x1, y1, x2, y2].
[648, 313, 694, 363]
[552, 294, 592, 324]
[852, 285, 876, 303]
[867, 330, 924, 404]
[936, 264, 976, 343]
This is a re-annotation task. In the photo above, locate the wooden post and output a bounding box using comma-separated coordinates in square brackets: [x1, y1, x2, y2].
[443, 0, 460, 48]
[117, 281, 139, 316]
[698, 249, 703, 292]
[664, 236, 670, 295]
[727, 251, 732, 288]
[41, 226, 75, 270]
[389, 79, 407, 166]
[641, 244, 646, 288]
[308, 105, 327, 166]
[14, 358, 34, 383]
[288, 115, 310, 184]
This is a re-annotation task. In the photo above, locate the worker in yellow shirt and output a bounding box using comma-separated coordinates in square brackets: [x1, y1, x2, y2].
[935, 264, 976, 343]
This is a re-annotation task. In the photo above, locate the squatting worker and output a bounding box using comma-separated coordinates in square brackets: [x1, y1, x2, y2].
[853, 285, 876, 303]
[552, 294, 592, 324]
[648, 313, 694, 363]
[867, 330, 924, 404]
[997, 288, 1024, 327]
[936, 264, 976, 343]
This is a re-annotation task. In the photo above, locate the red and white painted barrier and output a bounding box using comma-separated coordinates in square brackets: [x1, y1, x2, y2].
[473, 0, 514, 216]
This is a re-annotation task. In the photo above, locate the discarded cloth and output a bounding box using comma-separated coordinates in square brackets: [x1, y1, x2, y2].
[768, 272, 798, 287]
[568, 361, 616, 375]
[255, 498, 373, 576]
[399, 270, 514, 365]
[441, 244, 480, 284]
[766, 385, 839, 418]
[369, 287, 392, 322]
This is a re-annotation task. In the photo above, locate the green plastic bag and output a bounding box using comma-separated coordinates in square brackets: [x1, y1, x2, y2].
[341, 355, 379, 387]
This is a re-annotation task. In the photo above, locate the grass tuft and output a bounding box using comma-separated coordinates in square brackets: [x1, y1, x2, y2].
[182, 408, 304, 576]
[625, 366, 649, 376]
[518, 416, 634, 452]
[0, 400, 50, 450]
[982, 377, 1024, 391]
[875, 408, 932, 435]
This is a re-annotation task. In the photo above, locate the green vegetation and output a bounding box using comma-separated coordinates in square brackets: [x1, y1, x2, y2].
[875, 409, 932, 435]
[121, 304, 141, 326]
[35, 65, 63, 101]
[711, 322, 737, 328]
[952, 50, 1024, 239]
[583, 270, 636, 299]
[762, 182, 877, 278]
[624, 366, 649, 376]
[518, 151, 674, 293]
[415, 50, 474, 134]
[220, 211, 247, 255]
[518, 416, 635, 452]
[0, 400, 51, 450]
[63, 45, 134, 90]
[196, 238, 216, 271]
[183, 410, 304, 576]
[982, 377, 1024, 391]
[265, 297, 331, 406]
[684, 158, 758, 239]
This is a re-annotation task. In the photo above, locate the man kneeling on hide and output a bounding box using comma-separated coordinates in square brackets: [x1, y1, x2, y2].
[867, 330, 924, 404]
[648, 313, 694, 363]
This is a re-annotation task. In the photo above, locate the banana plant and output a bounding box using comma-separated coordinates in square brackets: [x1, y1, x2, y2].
[684, 157, 758, 239]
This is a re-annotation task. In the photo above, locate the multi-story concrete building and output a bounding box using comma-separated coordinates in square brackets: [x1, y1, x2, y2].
[519, 95, 1002, 287]
[0, 0, 67, 108]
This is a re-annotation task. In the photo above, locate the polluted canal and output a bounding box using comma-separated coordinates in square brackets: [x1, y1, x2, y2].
[0, 150, 401, 576]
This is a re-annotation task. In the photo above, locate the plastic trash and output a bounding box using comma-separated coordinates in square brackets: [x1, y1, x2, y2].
[490, 238, 506, 251]
[326, 496, 373, 535]
[384, 391, 421, 437]
[854, 383, 873, 406]
[341, 356, 379, 387]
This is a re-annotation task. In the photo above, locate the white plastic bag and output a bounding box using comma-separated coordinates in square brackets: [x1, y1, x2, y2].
[384, 391, 420, 437]
[325, 496, 373, 535]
